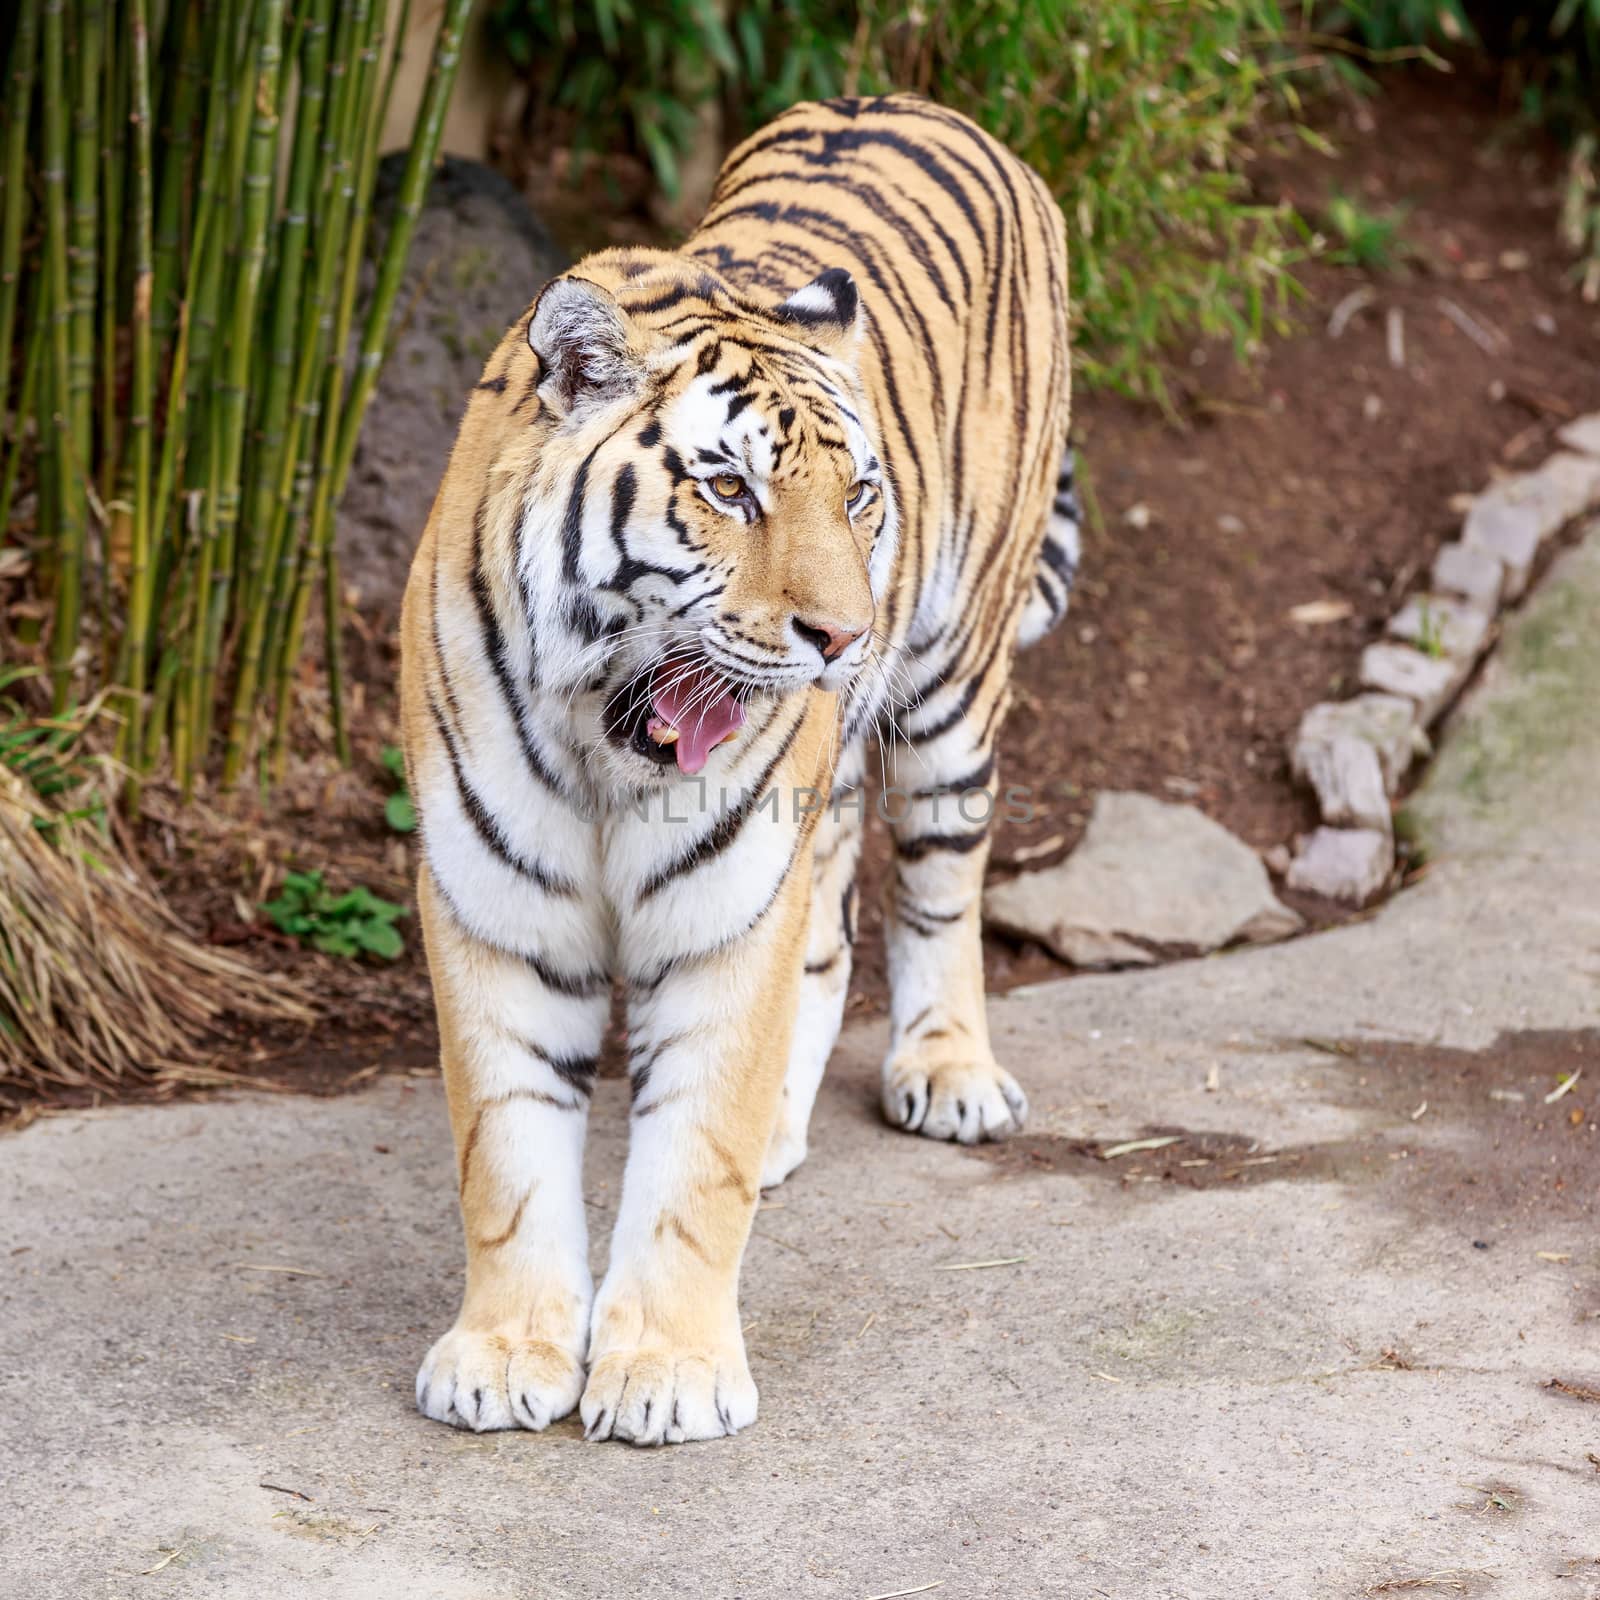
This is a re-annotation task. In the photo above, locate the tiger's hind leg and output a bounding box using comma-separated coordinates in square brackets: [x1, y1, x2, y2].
[1015, 445, 1082, 651]
[879, 664, 1027, 1144]
[760, 741, 866, 1188]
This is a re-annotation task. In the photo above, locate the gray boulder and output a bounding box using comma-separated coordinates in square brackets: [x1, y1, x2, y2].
[1291, 693, 1418, 795]
[338, 156, 566, 616]
[983, 791, 1302, 968]
[1286, 827, 1394, 905]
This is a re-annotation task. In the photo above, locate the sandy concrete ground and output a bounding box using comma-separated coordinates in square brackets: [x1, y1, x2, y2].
[4, 530, 1598, 1600]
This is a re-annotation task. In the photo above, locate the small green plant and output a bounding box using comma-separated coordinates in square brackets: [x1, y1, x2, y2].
[1414, 600, 1446, 659]
[1325, 0, 1475, 51]
[488, 0, 1316, 405]
[260, 871, 408, 961]
[1323, 191, 1411, 271]
[380, 745, 416, 834]
[0, 667, 105, 833]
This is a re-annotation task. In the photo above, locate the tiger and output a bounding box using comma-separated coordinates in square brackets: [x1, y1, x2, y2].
[398, 93, 1078, 1446]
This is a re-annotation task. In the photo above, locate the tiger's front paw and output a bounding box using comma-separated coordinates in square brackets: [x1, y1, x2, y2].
[581, 1286, 757, 1446]
[882, 1052, 1028, 1144]
[580, 1341, 758, 1445]
[415, 1327, 586, 1432]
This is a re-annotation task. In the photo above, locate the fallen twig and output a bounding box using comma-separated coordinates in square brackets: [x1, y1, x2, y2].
[1386, 306, 1406, 369]
[936, 1256, 1028, 1272]
[138, 1545, 191, 1577]
[1100, 1135, 1182, 1161]
[1328, 285, 1377, 339]
[1435, 296, 1507, 355]
[1544, 1068, 1581, 1105]
[1545, 1376, 1600, 1404]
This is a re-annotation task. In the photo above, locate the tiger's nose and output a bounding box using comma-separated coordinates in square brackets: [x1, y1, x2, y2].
[792, 616, 867, 661]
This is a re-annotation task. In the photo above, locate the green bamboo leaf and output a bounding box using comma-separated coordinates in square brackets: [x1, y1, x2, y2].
[356, 922, 404, 961]
[385, 791, 417, 833]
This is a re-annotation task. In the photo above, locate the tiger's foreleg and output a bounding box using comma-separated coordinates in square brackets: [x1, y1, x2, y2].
[760, 740, 866, 1188]
[879, 669, 1027, 1143]
[581, 860, 813, 1444]
[412, 867, 610, 1432]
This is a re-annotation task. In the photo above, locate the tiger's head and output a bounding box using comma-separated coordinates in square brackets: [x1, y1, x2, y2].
[510, 251, 895, 781]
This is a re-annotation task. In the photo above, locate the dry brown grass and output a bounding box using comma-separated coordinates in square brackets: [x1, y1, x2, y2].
[0, 764, 310, 1095]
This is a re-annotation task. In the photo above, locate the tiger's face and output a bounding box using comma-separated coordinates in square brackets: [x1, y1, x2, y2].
[520, 260, 896, 780]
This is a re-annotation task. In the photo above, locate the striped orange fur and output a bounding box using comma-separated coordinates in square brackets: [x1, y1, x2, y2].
[400, 94, 1076, 1445]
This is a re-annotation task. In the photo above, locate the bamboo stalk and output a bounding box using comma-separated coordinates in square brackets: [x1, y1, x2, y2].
[0, 281, 46, 547]
[67, 0, 104, 476]
[146, 0, 234, 572]
[187, 0, 288, 784]
[244, 0, 334, 607]
[42, 0, 83, 708]
[329, 0, 471, 496]
[321, 533, 350, 764]
[310, 0, 410, 772]
[122, 0, 156, 793]
[94, 0, 128, 679]
[221, 0, 355, 786]
[276, 0, 473, 775]
[131, 0, 234, 778]
[259, 0, 378, 700]
[0, 0, 41, 445]
[173, 0, 256, 789]
[266, 0, 386, 773]
[97, 3, 125, 512]
[148, 0, 202, 359]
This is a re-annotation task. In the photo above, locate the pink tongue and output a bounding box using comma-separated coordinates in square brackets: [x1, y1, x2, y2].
[649, 663, 746, 775]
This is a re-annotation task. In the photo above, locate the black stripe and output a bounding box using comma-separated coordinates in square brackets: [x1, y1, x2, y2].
[903, 677, 980, 745]
[894, 829, 988, 862]
[637, 713, 804, 903]
[522, 1036, 598, 1092]
[425, 689, 578, 896]
[561, 448, 597, 585]
[429, 875, 609, 997]
[912, 753, 995, 801]
[626, 283, 697, 317]
[469, 492, 568, 798]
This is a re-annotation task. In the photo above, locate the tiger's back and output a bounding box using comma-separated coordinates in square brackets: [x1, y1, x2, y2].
[687, 95, 1073, 693]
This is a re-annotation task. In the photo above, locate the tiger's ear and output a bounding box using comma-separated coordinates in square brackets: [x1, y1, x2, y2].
[527, 276, 643, 417]
[770, 268, 861, 359]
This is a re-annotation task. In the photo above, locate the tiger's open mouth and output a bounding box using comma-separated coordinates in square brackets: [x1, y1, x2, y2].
[605, 654, 747, 775]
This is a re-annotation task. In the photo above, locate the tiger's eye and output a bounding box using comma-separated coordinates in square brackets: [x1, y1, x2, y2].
[845, 480, 868, 508]
[711, 473, 746, 501]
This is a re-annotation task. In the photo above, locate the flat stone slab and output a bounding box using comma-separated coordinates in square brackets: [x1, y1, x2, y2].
[1462, 453, 1600, 598]
[983, 791, 1301, 966]
[1462, 494, 1541, 598]
[1386, 592, 1492, 661]
[1430, 540, 1504, 613]
[1526, 449, 1600, 523]
[1286, 825, 1394, 903]
[1359, 641, 1468, 725]
[1291, 692, 1419, 793]
[1294, 734, 1391, 833]
[1556, 410, 1600, 456]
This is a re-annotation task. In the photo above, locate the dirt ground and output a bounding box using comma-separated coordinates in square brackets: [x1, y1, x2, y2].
[61, 64, 1600, 1104]
[6, 525, 1599, 1595]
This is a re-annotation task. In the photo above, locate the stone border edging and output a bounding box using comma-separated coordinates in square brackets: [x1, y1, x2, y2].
[1283, 414, 1600, 901]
